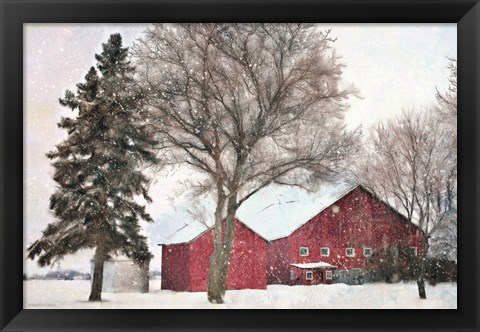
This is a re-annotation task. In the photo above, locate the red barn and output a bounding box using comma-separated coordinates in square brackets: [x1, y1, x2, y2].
[160, 219, 268, 292]
[236, 181, 426, 286]
[159, 181, 425, 290]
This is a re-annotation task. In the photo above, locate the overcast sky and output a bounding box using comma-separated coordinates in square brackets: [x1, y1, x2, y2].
[24, 23, 456, 275]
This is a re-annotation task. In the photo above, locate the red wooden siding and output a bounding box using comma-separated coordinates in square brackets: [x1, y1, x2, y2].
[228, 221, 267, 289]
[161, 243, 190, 291]
[267, 237, 292, 284]
[188, 229, 213, 292]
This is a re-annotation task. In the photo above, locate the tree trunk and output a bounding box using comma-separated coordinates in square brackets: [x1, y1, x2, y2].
[207, 249, 230, 303]
[89, 245, 106, 302]
[207, 194, 238, 304]
[417, 244, 428, 299]
[417, 278, 427, 299]
[207, 183, 226, 303]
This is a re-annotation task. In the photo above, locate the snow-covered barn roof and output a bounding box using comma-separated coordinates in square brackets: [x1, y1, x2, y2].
[159, 217, 271, 245]
[160, 221, 210, 245]
[157, 180, 425, 245]
[290, 262, 337, 269]
[236, 180, 356, 241]
[158, 180, 357, 245]
[158, 196, 272, 245]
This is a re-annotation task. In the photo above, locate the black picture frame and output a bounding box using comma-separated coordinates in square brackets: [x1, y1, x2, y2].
[1, 0, 478, 331]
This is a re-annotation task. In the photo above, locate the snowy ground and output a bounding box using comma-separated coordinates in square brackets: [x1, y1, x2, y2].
[24, 280, 457, 309]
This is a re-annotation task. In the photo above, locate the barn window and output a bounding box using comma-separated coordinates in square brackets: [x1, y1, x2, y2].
[320, 247, 330, 257]
[409, 246, 418, 256]
[363, 247, 372, 257]
[290, 270, 295, 280]
[346, 248, 355, 257]
[325, 270, 333, 280]
[306, 271, 313, 280]
[299, 247, 309, 256]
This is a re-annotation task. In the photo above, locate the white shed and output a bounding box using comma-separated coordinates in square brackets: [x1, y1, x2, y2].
[91, 256, 149, 293]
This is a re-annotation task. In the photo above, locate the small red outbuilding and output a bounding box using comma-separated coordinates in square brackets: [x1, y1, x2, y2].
[160, 219, 268, 292]
[289, 262, 337, 285]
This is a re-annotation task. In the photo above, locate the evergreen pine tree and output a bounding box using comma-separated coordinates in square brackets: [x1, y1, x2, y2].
[27, 33, 158, 301]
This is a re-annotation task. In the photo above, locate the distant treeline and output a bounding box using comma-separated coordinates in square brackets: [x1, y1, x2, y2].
[25, 270, 91, 280]
[24, 270, 162, 281]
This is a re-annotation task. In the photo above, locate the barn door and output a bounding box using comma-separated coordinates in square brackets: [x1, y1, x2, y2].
[314, 270, 323, 284]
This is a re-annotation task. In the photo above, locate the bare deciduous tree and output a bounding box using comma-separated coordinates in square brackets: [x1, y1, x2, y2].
[429, 58, 457, 261]
[133, 24, 360, 303]
[436, 58, 457, 142]
[355, 108, 456, 299]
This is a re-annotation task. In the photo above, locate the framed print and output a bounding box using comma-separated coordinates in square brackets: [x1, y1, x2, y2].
[1, 0, 479, 331]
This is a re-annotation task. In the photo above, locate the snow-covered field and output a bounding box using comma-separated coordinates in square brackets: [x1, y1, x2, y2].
[24, 280, 457, 309]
